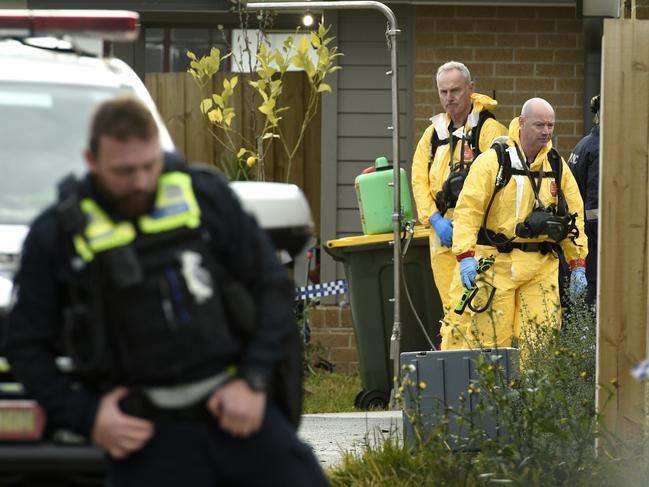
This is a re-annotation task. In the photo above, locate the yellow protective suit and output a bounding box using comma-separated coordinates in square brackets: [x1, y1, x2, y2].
[442, 118, 588, 350]
[411, 93, 507, 313]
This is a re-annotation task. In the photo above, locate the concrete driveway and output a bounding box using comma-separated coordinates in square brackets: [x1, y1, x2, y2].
[298, 411, 403, 469]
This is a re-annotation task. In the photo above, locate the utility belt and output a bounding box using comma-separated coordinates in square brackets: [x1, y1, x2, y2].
[119, 389, 213, 423]
[476, 229, 558, 255]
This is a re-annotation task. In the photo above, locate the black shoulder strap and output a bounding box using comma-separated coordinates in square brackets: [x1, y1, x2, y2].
[55, 174, 86, 235]
[547, 148, 569, 214]
[478, 142, 515, 248]
[547, 148, 563, 184]
[428, 129, 447, 171]
[471, 110, 496, 156]
[491, 141, 511, 192]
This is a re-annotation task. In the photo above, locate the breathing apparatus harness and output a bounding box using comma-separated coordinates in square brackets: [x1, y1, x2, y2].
[430, 110, 495, 216]
[478, 141, 580, 255]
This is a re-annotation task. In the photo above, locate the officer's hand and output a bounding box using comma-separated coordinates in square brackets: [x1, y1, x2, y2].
[459, 256, 479, 289]
[429, 213, 453, 247]
[207, 379, 266, 438]
[92, 387, 154, 460]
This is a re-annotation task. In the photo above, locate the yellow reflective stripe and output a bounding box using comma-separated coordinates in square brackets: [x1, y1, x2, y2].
[73, 234, 94, 262]
[77, 198, 136, 255]
[139, 172, 201, 234]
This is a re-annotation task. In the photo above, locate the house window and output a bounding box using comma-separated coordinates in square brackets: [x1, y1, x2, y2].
[230, 29, 318, 73]
[144, 27, 229, 73]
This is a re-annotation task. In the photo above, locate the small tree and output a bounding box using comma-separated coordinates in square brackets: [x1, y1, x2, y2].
[187, 22, 341, 182]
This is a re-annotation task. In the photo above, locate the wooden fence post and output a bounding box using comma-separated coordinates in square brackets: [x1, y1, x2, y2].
[598, 18, 649, 439]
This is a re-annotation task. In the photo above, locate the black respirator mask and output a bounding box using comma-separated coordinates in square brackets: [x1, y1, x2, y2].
[436, 168, 469, 214]
[515, 206, 570, 243]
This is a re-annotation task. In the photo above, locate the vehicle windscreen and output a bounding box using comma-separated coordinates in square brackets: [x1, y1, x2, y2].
[0, 82, 123, 224]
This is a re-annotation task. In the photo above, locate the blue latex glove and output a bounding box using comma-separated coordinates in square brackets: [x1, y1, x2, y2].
[429, 213, 453, 247]
[569, 267, 587, 296]
[459, 256, 478, 289]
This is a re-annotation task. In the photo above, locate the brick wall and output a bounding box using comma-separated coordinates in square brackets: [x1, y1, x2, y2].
[308, 305, 358, 374]
[414, 5, 584, 154]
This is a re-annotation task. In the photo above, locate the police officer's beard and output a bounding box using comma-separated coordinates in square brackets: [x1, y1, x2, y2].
[113, 190, 156, 219]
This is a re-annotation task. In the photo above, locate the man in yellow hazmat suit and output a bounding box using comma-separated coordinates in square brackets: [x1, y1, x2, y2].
[411, 61, 507, 316]
[443, 97, 588, 349]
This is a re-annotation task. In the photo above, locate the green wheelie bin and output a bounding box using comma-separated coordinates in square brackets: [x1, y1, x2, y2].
[325, 226, 442, 409]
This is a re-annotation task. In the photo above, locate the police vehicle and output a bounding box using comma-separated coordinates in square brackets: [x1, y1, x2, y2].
[0, 10, 311, 484]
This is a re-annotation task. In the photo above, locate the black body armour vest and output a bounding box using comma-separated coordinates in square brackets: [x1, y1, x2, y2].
[61, 171, 239, 387]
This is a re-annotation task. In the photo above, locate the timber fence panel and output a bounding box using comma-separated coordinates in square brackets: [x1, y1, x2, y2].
[598, 18, 649, 439]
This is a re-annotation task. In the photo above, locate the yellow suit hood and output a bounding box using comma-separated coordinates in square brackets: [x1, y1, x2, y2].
[470, 93, 499, 113]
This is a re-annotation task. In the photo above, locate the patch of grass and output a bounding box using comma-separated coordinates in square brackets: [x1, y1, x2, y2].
[303, 370, 362, 413]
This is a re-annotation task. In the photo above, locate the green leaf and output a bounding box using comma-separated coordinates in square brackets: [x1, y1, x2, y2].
[187, 51, 197, 61]
[230, 75, 238, 90]
[200, 98, 213, 114]
[317, 83, 332, 93]
[318, 23, 327, 38]
[224, 111, 235, 126]
[212, 94, 224, 108]
[204, 56, 218, 76]
[258, 98, 276, 115]
[290, 54, 304, 70]
[297, 35, 310, 55]
[208, 107, 223, 123]
[304, 57, 316, 79]
[310, 31, 321, 49]
[270, 79, 282, 95]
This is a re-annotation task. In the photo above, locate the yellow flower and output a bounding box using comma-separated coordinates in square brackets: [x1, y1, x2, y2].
[580, 371, 587, 378]
[246, 155, 257, 167]
[419, 382, 426, 390]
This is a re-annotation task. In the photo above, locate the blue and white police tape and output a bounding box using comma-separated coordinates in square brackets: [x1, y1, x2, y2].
[631, 358, 649, 381]
[295, 280, 348, 301]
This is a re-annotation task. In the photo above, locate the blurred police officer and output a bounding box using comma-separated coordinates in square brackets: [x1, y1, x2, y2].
[567, 94, 600, 305]
[6, 97, 329, 487]
[411, 61, 507, 317]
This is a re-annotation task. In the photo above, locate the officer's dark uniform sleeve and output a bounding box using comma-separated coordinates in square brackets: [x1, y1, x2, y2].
[192, 169, 295, 391]
[5, 211, 100, 437]
[569, 129, 599, 225]
[584, 134, 600, 221]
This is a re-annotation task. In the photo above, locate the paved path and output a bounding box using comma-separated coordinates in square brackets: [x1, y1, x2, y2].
[297, 411, 403, 469]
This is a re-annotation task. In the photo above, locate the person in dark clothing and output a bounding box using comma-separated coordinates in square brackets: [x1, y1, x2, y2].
[567, 94, 600, 305]
[6, 96, 329, 487]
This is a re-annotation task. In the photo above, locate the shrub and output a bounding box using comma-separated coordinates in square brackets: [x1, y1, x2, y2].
[329, 294, 608, 486]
